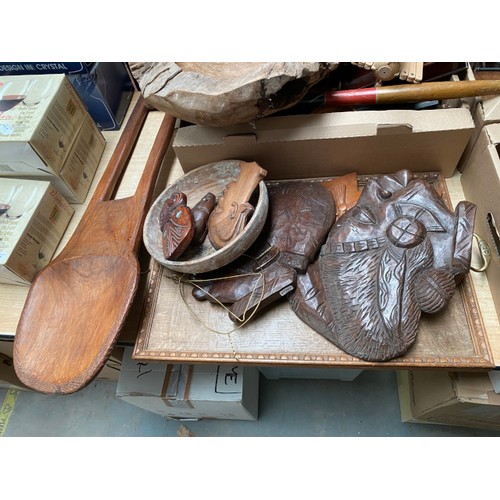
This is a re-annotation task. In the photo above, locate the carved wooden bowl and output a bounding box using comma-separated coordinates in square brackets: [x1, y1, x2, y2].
[143, 159, 269, 274]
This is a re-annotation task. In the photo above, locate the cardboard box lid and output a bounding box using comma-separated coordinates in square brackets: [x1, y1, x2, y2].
[477, 96, 500, 124]
[173, 108, 475, 178]
[175, 108, 474, 146]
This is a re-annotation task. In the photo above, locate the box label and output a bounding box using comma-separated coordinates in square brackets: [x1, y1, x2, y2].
[215, 365, 243, 394]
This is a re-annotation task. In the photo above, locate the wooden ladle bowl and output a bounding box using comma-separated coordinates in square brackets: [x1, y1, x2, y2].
[143, 159, 269, 275]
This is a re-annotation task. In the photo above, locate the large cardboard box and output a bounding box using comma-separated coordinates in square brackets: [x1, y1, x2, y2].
[460, 123, 500, 321]
[0, 179, 74, 285]
[397, 370, 500, 431]
[0, 74, 106, 203]
[116, 347, 259, 421]
[173, 107, 475, 178]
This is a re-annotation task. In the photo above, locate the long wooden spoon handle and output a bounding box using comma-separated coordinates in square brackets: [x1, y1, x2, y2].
[130, 113, 176, 252]
[91, 96, 149, 204]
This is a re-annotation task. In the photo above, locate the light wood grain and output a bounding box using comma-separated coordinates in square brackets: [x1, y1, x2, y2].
[13, 97, 176, 394]
[207, 161, 267, 249]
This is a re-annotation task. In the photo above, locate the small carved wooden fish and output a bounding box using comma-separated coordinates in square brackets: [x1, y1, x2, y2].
[159, 192, 194, 260]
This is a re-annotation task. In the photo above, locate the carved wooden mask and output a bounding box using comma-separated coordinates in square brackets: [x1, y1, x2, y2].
[290, 170, 476, 361]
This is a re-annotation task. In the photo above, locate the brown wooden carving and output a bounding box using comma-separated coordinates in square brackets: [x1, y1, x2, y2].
[321, 172, 362, 219]
[207, 161, 267, 250]
[290, 169, 477, 362]
[193, 180, 336, 320]
[228, 261, 297, 322]
[191, 192, 216, 245]
[159, 192, 194, 260]
[128, 62, 339, 127]
[263, 181, 337, 272]
[13, 98, 175, 394]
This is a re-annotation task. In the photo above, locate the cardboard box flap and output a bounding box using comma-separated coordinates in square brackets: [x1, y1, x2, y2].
[376, 123, 413, 135]
[479, 96, 500, 123]
[173, 108, 475, 178]
[455, 373, 500, 405]
[485, 122, 500, 148]
[176, 108, 474, 148]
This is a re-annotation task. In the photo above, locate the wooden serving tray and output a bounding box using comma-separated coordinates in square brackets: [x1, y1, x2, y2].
[133, 172, 494, 369]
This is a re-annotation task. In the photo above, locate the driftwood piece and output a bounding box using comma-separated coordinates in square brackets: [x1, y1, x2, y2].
[128, 62, 339, 127]
[208, 161, 267, 250]
[159, 192, 194, 260]
[290, 169, 476, 362]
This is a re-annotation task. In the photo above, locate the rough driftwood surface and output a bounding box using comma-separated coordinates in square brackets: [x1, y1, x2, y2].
[128, 62, 338, 127]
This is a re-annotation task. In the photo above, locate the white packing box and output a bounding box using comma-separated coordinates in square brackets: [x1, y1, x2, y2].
[116, 347, 259, 421]
[0, 178, 74, 285]
[0, 74, 106, 203]
[173, 107, 475, 179]
[259, 366, 363, 381]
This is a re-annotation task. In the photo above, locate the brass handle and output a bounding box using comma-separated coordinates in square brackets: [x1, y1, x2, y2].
[470, 233, 491, 273]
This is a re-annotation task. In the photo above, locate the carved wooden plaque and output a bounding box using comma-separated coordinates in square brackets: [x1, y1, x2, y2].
[134, 173, 494, 370]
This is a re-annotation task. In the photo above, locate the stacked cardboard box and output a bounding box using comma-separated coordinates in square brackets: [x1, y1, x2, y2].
[0, 74, 106, 203]
[0, 178, 74, 285]
[0, 62, 134, 131]
[116, 348, 259, 421]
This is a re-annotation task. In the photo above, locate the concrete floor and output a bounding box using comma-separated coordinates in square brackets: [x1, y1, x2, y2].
[2, 369, 500, 437]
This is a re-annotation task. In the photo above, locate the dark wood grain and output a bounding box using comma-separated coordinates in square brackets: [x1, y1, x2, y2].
[291, 169, 477, 361]
[191, 192, 216, 245]
[159, 192, 194, 260]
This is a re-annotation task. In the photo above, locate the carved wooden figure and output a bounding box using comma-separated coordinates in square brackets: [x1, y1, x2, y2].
[193, 181, 336, 320]
[321, 172, 362, 220]
[208, 161, 267, 250]
[191, 192, 216, 245]
[159, 192, 194, 260]
[289, 170, 476, 362]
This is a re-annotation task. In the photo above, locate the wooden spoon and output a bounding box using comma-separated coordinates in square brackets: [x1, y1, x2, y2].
[13, 97, 175, 394]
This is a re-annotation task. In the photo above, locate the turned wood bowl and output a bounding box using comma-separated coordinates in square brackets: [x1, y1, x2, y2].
[143, 159, 269, 274]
